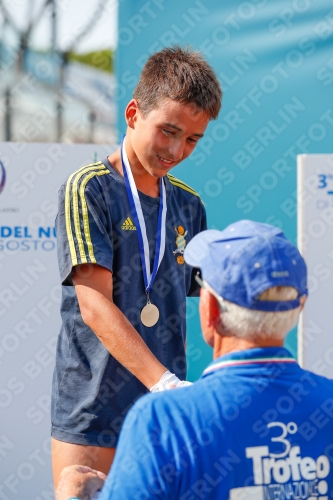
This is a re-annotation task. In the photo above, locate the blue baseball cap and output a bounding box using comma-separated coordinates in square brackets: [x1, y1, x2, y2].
[184, 220, 308, 312]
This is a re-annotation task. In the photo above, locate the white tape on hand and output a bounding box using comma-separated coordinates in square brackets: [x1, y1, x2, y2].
[150, 370, 193, 392]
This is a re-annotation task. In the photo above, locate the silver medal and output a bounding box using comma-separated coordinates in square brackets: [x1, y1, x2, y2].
[141, 302, 160, 327]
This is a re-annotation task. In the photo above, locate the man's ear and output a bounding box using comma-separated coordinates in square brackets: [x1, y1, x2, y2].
[125, 99, 140, 128]
[299, 295, 306, 312]
[210, 295, 222, 330]
[200, 288, 216, 348]
[202, 289, 221, 328]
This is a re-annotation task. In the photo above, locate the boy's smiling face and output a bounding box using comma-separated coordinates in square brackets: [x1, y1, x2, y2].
[125, 98, 210, 180]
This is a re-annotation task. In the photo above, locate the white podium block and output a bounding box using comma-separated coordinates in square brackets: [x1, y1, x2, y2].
[297, 154, 333, 378]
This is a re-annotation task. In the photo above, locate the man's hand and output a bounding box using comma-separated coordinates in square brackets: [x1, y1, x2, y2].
[55, 465, 106, 500]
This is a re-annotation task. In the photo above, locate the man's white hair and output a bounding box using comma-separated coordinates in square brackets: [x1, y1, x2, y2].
[219, 286, 300, 341]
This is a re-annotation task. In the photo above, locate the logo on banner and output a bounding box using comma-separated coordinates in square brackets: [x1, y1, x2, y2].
[230, 421, 331, 500]
[0, 226, 56, 252]
[0, 161, 6, 194]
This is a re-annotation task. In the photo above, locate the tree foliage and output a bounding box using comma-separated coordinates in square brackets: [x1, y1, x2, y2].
[68, 49, 113, 73]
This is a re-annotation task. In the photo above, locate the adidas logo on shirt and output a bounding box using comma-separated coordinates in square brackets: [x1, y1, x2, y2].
[121, 217, 136, 230]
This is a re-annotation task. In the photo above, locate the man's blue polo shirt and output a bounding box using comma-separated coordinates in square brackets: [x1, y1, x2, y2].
[100, 347, 333, 499]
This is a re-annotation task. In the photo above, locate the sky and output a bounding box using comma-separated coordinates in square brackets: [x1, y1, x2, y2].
[0, 0, 118, 52]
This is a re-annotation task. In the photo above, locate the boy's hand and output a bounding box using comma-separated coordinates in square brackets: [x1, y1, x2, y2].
[55, 465, 106, 500]
[150, 370, 193, 392]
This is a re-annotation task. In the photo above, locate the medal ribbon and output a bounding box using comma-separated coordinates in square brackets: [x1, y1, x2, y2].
[121, 135, 167, 294]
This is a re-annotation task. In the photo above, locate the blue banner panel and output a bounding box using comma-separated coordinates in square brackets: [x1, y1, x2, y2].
[117, 0, 333, 380]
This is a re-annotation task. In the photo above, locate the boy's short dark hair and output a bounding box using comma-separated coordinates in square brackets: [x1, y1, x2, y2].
[133, 46, 222, 120]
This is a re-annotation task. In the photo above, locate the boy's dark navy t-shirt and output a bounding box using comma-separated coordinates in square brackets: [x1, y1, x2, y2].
[51, 159, 207, 447]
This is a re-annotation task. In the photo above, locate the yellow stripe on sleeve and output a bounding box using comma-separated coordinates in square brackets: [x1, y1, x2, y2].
[65, 171, 80, 266]
[72, 163, 106, 264]
[65, 162, 103, 266]
[167, 174, 200, 197]
[79, 169, 110, 264]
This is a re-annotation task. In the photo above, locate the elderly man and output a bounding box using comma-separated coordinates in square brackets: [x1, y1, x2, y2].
[57, 220, 333, 500]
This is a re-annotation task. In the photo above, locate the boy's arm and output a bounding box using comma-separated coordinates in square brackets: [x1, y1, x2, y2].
[73, 263, 167, 389]
[187, 200, 207, 297]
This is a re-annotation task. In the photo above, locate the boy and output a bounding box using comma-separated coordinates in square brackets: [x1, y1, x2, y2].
[51, 46, 222, 486]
